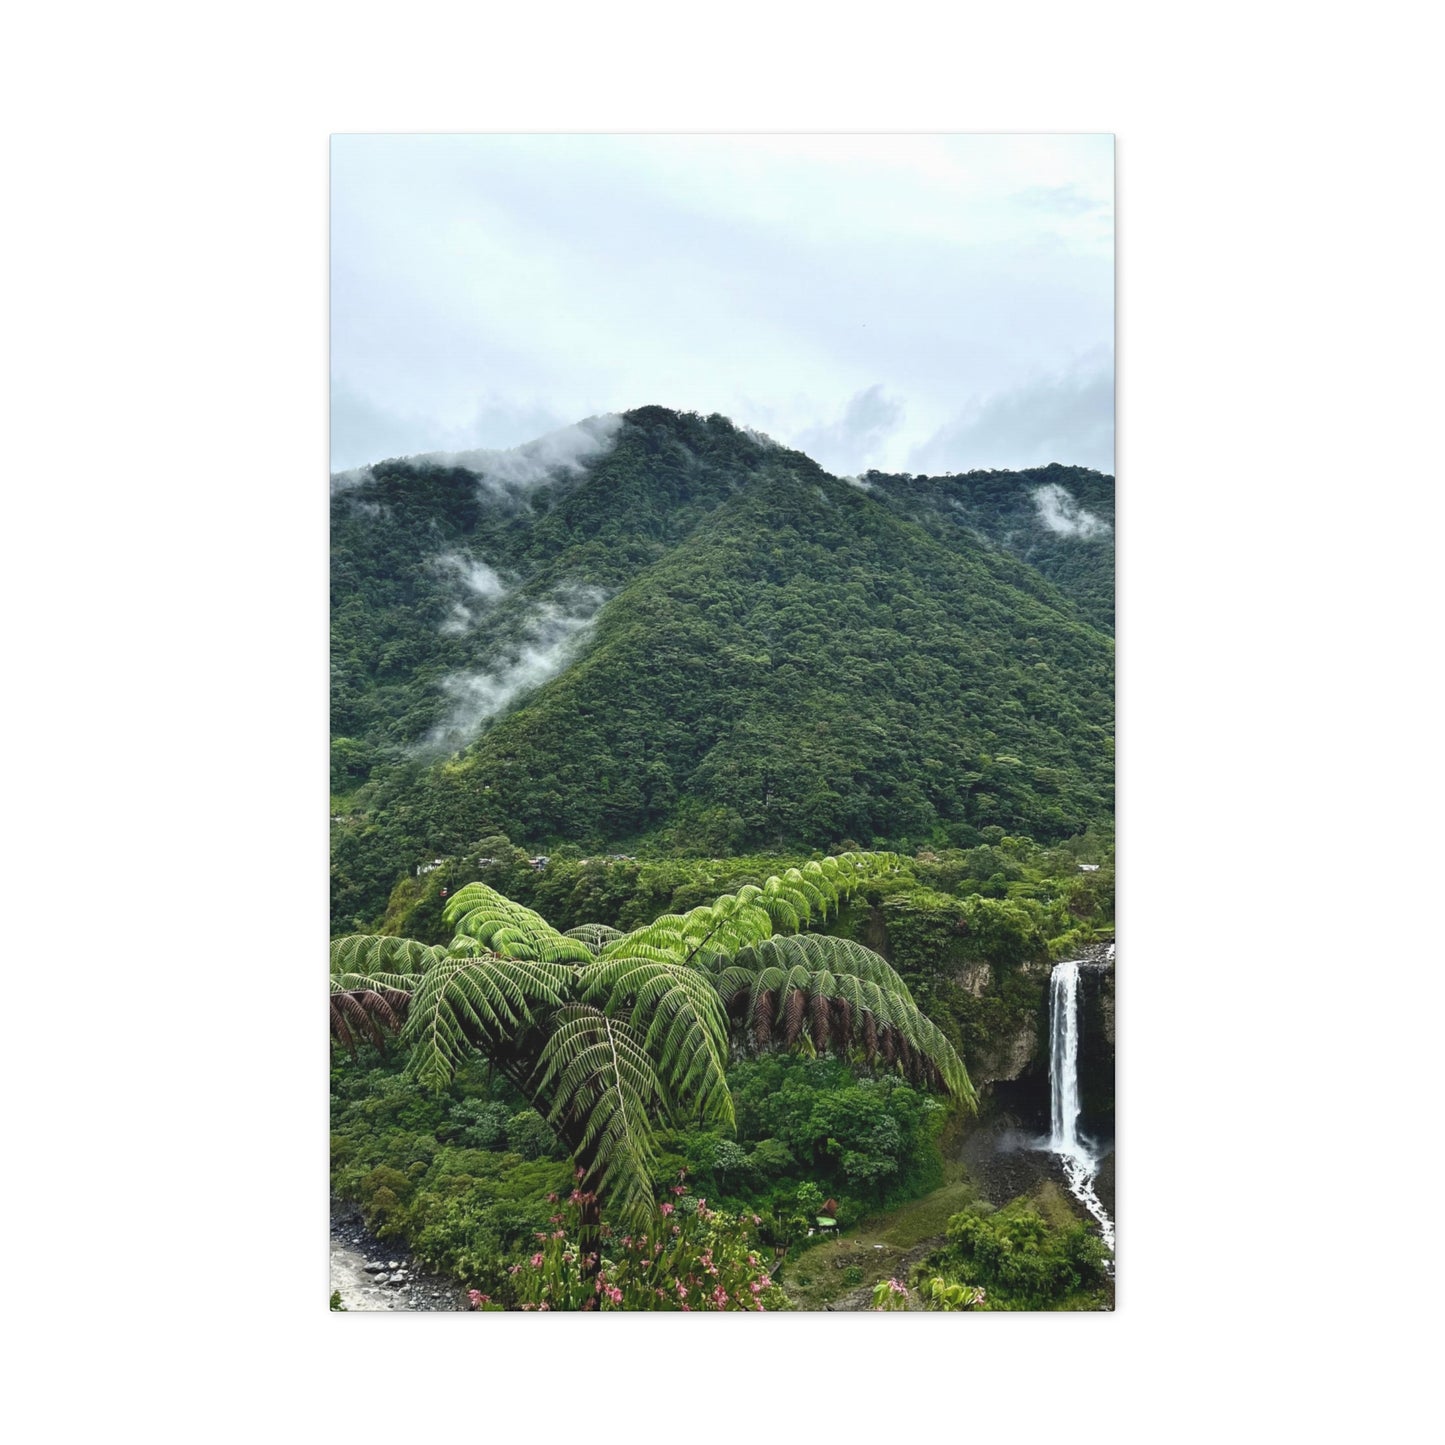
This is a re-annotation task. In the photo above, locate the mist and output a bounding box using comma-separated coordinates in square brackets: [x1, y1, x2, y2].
[410, 413, 622, 496]
[329, 413, 622, 499]
[1032, 482, 1110, 540]
[433, 551, 508, 635]
[421, 586, 608, 752]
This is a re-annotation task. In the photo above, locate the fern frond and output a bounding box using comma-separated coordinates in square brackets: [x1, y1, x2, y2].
[733, 933, 916, 1003]
[443, 884, 594, 964]
[402, 953, 570, 1092]
[537, 1006, 666, 1217]
[578, 956, 734, 1131]
[721, 934, 974, 1108]
[564, 923, 627, 956]
[328, 934, 439, 1054]
[329, 934, 441, 979]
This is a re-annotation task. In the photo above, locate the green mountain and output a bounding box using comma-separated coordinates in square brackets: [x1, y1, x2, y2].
[854, 463, 1115, 634]
[331, 406, 1114, 930]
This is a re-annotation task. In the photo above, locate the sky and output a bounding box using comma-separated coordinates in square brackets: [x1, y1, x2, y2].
[331, 134, 1113, 476]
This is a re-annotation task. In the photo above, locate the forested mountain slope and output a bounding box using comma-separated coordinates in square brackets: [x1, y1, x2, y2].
[857, 465, 1114, 634]
[331, 407, 1114, 930]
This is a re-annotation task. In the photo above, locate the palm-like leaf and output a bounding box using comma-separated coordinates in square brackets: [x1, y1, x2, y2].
[403, 952, 572, 1092]
[328, 934, 444, 1054]
[537, 1005, 666, 1217]
[578, 955, 734, 1132]
[718, 934, 975, 1108]
[564, 923, 627, 956]
[443, 883, 595, 965]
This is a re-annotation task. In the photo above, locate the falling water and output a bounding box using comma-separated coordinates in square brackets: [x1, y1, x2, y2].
[1048, 959, 1115, 1257]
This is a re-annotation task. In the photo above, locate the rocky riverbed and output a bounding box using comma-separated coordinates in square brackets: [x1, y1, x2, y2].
[329, 1204, 468, 1312]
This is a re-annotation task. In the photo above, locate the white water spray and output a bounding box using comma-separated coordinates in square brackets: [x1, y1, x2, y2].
[1048, 959, 1115, 1257]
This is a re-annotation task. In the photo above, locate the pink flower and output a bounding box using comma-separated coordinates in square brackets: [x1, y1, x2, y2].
[676, 1284, 688, 1299]
[751, 1214, 762, 1225]
[538, 1301, 550, 1311]
[672, 1224, 681, 1236]
[750, 1282, 761, 1295]
[606, 1285, 623, 1305]
[759, 1275, 772, 1289]
[546, 1193, 559, 1203]
[530, 1253, 544, 1267]
[509, 1264, 522, 1276]
[660, 1203, 674, 1216]
[672, 1185, 687, 1196]
[711, 1286, 728, 1306]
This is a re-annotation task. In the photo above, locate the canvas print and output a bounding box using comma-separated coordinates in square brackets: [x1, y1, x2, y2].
[329, 134, 1115, 1312]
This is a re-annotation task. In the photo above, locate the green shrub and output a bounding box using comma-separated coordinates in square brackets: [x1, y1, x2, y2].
[922, 1197, 1109, 1310]
[505, 1109, 560, 1161]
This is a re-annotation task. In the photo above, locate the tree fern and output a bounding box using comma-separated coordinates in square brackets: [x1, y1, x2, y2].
[327, 850, 972, 1220]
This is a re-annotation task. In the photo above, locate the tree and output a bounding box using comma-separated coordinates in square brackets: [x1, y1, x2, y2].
[330, 851, 974, 1226]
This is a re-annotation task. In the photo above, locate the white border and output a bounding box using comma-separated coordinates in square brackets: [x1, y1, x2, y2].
[7, 3, 1437, 1436]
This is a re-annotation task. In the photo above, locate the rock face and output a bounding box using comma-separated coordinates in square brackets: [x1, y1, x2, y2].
[958, 940, 1114, 1139]
[1076, 954, 1115, 1145]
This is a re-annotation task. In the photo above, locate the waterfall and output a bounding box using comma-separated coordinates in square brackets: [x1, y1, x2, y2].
[1047, 959, 1115, 1258]
[1049, 961, 1085, 1155]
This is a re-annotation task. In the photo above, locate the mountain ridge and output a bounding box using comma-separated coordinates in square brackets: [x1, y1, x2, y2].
[331, 406, 1114, 930]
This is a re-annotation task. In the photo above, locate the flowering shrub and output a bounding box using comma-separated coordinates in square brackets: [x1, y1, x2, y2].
[872, 1277, 912, 1311]
[484, 1180, 787, 1312]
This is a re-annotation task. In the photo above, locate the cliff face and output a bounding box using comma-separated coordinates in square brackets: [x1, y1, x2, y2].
[1076, 956, 1115, 1144]
[961, 943, 1114, 1141]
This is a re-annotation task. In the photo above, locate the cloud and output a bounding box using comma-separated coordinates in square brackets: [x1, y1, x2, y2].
[329, 383, 578, 473]
[432, 552, 509, 634]
[740, 425, 780, 450]
[1031, 483, 1110, 540]
[908, 357, 1114, 474]
[409, 413, 623, 498]
[420, 586, 607, 752]
[791, 385, 906, 475]
[1012, 184, 1106, 217]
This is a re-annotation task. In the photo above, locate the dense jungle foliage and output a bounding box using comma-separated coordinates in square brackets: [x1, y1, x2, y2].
[331, 407, 1114, 932]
